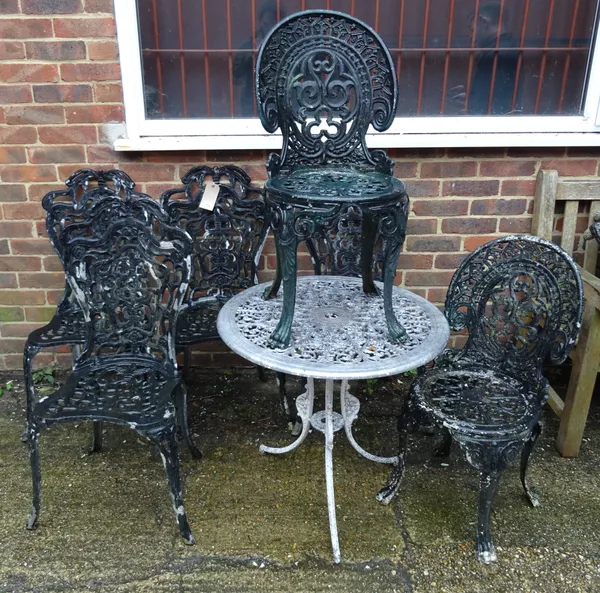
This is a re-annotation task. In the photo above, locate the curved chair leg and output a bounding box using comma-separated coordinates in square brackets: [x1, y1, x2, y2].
[377, 396, 413, 504]
[520, 421, 542, 508]
[476, 470, 501, 563]
[434, 427, 452, 458]
[256, 366, 267, 382]
[153, 429, 195, 545]
[264, 233, 283, 300]
[361, 212, 379, 295]
[91, 421, 104, 453]
[22, 341, 41, 443]
[26, 427, 42, 530]
[276, 371, 297, 428]
[382, 230, 407, 344]
[174, 383, 202, 459]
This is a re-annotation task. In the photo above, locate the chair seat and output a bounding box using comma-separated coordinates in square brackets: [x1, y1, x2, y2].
[266, 166, 407, 203]
[37, 358, 178, 426]
[27, 309, 87, 347]
[414, 366, 536, 436]
[175, 300, 223, 346]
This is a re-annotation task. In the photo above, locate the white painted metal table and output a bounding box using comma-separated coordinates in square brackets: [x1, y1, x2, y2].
[217, 276, 450, 563]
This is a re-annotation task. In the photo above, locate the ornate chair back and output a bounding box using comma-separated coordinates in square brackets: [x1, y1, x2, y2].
[61, 204, 192, 368]
[255, 10, 398, 176]
[444, 235, 583, 387]
[161, 165, 268, 306]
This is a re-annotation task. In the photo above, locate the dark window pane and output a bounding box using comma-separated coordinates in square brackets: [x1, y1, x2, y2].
[137, 0, 599, 119]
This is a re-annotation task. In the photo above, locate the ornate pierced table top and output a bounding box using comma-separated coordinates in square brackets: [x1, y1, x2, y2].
[217, 276, 450, 380]
[266, 167, 407, 203]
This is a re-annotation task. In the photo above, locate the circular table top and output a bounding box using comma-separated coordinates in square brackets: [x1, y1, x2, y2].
[217, 276, 450, 380]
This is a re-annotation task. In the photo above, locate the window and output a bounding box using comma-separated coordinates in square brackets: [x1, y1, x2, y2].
[115, 0, 600, 150]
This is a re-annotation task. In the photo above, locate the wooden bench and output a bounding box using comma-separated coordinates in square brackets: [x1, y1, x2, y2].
[533, 169, 600, 456]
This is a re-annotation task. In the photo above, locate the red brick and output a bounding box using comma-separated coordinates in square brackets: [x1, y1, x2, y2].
[393, 161, 418, 178]
[0, 19, 53, 39]
[88, 40, 118, 60]
[0, 221, 33, 237]
[1, 165, 57, 183]
[442, 218, 497, 234]
[470, 199, 527, 216]
[0, 0, 20, 12]
[28, 146, 86, 165]
[0, 256, 41, 271]
[65, 104, 124, 123]
[498, 217, 532, 233]
[405, 180, 440, 197]
[541, 160, 597, 177]
[11, 239, 55, 255]
[0, 290, 45, 305]
[428, 287, 449, 303]
[435, 253, 467, 269]
[58, 164, 114, 180]
[0, 126, 38, 144]
[507, 147, 566, 158]
[464, 235, 502, 251]
[46, 290, 64, 305]
[442, 180, 499, 197]
[479, 160, 536, 177]
[87, 144, 120, 163]
[0, 240, 8, 255]
[6, 105, 64, 125]
[19, 273, 65, 289]
[0, 147, 27, 164]
[0, 184, 26, 202]
[1, 323, 47, 338]
[420, 161, 477, 178]
[0, 338, 26, 355]
[24, 307, 56, 322]
[38, 125, 97, 144]
[22, 0, 82, 12]
[54, 17, 116, 38]
[501, 179, 536, 197]
[406, 218, 437, 235]
[94, 83, 123, 103]
[0, 274, 18, 288]
[3, 203, 43, 220]
[33, 84, 93, 104]
[43, 255, 63, 271]
[0, 85, 33, 105]
[119, 164, 177, 182]
[85, 0, 113, 11]
[412, 199, 468, 217]
[0, 64, 58, 84]
[405, 271, 454, 287]
[0, 41, 24, 60]
[397, 254, 433, 270]
[446, 148, 506, 159]
[61, 62, 120, 82]
[26, 40, 86, 61]
[406, 236, 461, 252]
[0, 107, 4, 124]
[566, 147, 600, 157]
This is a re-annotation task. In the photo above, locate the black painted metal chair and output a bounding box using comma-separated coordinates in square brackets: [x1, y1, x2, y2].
[255, 9, 409, 349]
[24, 199, 197, 544]
[377, 235, 583, 563]
[161, 165, 268, 378]
[25, 169, 173, 449]
[26, 169, 143, 364]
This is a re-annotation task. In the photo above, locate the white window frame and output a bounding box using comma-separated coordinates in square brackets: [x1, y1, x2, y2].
[114, 0, 600, 151]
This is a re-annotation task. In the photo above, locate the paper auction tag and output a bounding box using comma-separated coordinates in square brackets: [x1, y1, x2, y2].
[199, 181, 220, 211]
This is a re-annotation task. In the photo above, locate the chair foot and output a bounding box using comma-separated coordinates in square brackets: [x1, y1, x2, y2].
[433, 428, 452, 457]
[90, 421, 103, 453]
[256, 366, 268, 382]
[26, 428, 41, 531]
[476, 470, 501, 563]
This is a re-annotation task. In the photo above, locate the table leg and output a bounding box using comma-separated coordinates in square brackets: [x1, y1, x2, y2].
[324, 378, 341, 564]
[268, 206, 298, 349]
[361, 212, 378, 296]
[340, 380, 398, 464]
[260, 378, 314, 455]
[382, 229, 408, 343]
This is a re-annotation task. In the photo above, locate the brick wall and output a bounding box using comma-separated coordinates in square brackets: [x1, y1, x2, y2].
[1, 1, 600, 370]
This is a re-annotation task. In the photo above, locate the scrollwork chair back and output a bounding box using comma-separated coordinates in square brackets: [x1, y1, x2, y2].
[256, 10, 398, 176]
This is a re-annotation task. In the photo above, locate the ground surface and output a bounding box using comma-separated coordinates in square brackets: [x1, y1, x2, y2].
[0, 368, 598, 592]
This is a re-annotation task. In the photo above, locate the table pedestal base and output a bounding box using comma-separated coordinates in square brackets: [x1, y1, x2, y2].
[259, 378, 398, 564]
